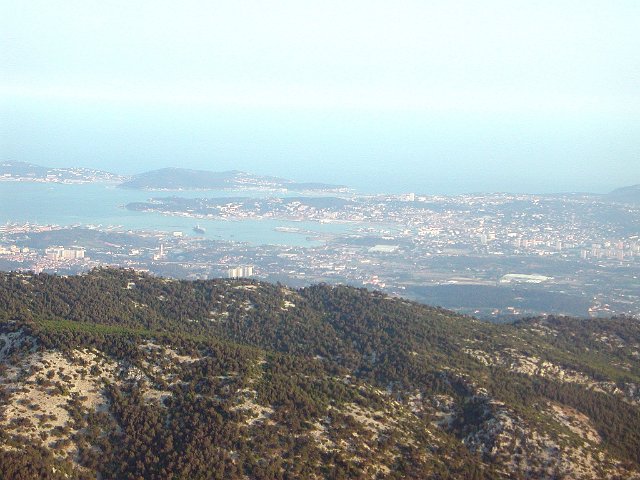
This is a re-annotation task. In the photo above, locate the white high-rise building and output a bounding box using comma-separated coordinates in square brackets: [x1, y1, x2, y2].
[227, 265, 254, 278]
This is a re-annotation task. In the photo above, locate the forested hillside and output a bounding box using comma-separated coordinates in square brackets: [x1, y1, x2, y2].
[1, 269, 639, 479]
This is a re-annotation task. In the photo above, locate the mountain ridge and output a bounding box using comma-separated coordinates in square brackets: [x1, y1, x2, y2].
[1, 269, 639, 479]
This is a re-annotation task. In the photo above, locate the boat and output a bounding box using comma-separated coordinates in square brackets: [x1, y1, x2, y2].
[193, 224, 206, 234]
[274, 226, 300, 233]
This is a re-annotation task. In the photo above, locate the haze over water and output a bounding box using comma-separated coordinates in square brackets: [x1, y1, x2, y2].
[2, 1, 639, 194]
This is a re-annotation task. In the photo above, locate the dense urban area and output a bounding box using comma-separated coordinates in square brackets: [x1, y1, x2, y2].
[1, 164, 638, 320]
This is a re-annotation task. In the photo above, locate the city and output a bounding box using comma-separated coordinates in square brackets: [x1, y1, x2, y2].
[2, 191, 638, 320]
[3, 3, 640, 477]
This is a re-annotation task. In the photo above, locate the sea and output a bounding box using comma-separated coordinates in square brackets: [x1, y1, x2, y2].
[0, 182, 356, 247]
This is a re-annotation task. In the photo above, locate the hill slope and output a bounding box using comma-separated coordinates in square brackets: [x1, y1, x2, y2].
[1, 269, 639, 479]
[0, 161, 125, 184]
[607, 184, 640, 205]
[118, 167, 345, 191]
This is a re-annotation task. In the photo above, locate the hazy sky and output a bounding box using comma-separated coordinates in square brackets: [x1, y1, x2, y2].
[2, 0, 639, 193]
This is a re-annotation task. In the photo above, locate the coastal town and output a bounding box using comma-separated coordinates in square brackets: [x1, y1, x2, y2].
[1, 190, 638, 320]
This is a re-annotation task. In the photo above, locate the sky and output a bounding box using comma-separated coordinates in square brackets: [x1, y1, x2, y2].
[2, 0, 639, 194]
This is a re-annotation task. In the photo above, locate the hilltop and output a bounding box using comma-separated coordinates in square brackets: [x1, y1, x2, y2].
[0, 269, 639, 479]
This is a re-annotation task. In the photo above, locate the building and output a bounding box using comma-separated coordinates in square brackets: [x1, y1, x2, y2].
[153, 244, 166, 260]
[368, 245, 399, 253]
[500, 273, 551, 284]
[227, 265, 254, 278]
[45, 246, 86, 260]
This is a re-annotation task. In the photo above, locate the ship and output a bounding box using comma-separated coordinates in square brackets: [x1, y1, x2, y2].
[193, 224, 206, 234]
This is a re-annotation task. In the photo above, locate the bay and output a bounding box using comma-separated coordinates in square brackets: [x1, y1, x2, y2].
[0, 182, 354, 247]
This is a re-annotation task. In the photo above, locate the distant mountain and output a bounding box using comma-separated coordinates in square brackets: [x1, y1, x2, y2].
[119, 167, 347, 191]
[0, 161, 126, 184]
[1, 269, 639, 479]
[607, 184, 640, 205]
[0, 163, 347, 192]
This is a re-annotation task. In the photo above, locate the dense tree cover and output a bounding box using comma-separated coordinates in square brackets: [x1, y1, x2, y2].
[0, 445, 89, 480]
[0, 268, 639, 478]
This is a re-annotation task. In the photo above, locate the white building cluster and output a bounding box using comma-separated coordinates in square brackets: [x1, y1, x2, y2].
[45, 246, 86, 260]
[227, 265, 254, 278]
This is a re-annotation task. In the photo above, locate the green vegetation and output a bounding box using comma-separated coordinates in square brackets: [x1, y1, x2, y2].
[0, 268, 638, 479]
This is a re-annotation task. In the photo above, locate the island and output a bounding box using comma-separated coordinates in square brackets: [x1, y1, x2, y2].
[0, 161, 127, 184]
[118, 167, 348, 192]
